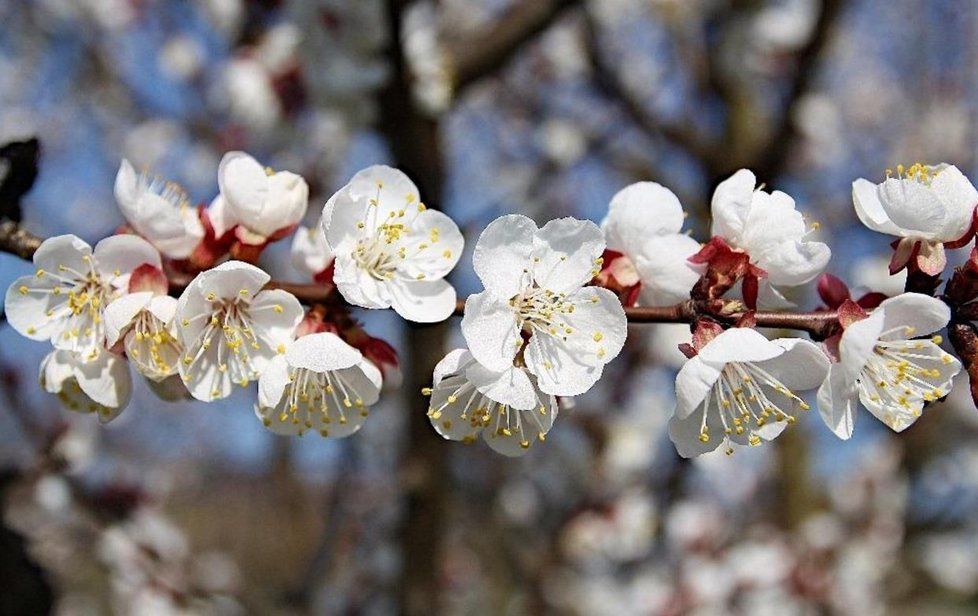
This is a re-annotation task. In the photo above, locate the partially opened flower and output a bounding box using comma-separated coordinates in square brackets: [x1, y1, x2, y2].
[461, 215, 627, 396]
[209, 151, 309, 246]
[40, 349, 132, 423]
[425, 348, 558, 456]
[706, 169, 830, 306]
[669, 325, 828, 458]
[104, 266, 182, 382]
[599, 182, 702, 306]
[114, 159, 204, 259]
[291, 218, 334, 283]
[256, 332, 382, 437]
[853, 163, 978, 275]
[175, 261, 303, 401]
[321, 165, 463, 322]
[817, 293, 961, 439]
[5, 234, 161, 359]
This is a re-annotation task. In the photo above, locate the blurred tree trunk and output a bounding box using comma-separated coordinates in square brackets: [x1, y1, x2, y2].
[379, 2, 449, 614]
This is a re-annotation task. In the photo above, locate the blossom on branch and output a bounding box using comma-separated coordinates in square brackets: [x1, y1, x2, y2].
[461, 215, 627, 396]
[39, 349, 132, 423]
[321, 165, 463, 322]
[817, 293, 961, 439]
[209, 151, 309, 256]
[256, 332, 382, 437]
[598, 181, 702, 307]
[425, 348, 558, 456]
[669, 324, 828, 458]
[114, 159, 205, 260]
[702, 169, 830, 308]
[175, 261, 303, 401]
[852, 163, 978, 275]
[5, 234, 161, 360]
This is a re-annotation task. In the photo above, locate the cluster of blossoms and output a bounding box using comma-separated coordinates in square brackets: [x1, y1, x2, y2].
[5, 152, 976, 458]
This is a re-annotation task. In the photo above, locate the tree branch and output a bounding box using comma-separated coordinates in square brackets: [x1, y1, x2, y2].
[448, 0, 583, 94]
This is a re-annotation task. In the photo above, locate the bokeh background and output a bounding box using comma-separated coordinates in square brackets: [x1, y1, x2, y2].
[2, 0, 978, 614]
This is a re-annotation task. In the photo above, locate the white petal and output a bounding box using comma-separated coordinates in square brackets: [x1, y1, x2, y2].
[218, 151, 269, 229]
[852, 178, 901, 236]
[5, 274, 67, 341]
[758, 338, 829, 391]
[32, 234, 91, 274]
[602, 181, 686, 252]
[291, 225, 332, 275]
[74, 352, 132, 422]
[286, 332, 361, 372]
[532, 217, 604, 294]
[332, 255, 392, 309]
[321, 185, 367, 252]
[524, 332, 604, 397]
[93, 234, 162, 280]
[198, 260, 270, 300]
[933, 165, 978, 239]
[465, 363, 537, 410]
[481, 423, 534, 457]
[632, 234, 703, 306]
[433, 349, 473, 385]
[207, 195, 238, 238]
[877, 293, 950, 338]
[428, 373, 484, 443]
[838, 310, 885, 382]
[397, 209, 464, 280]
[344, 165, 423, 225]
[472, 214, 537, 299]
[668, 411, 721, 458]
[258, 354, 290, 409]
[248, 289, 304, 363]
[145, 295, 178, 325]
[461, 291, 520, 372]
[755, 239, 831, 286]
[563, 285, 628, 364]
[388, 278, 456, 323]
[114, 159, 139, 210]
[710, 169, 756, 242]
[878, 177, 948, 238]
[674, 356, 723, 420]
[698, 327, 784, 365]
[741, 189, 807, 249]
[104, 292, 153, 347]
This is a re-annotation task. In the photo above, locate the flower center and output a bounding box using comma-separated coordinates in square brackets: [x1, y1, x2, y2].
[263, 367, 369, 437]
[128, 311, 180, 378]
[698, 361, 809, 455]
[885, 162, 939, 186]
[511, 286, 575, 339]
[138, 170, 190, 212]
[425, 375, 549, 450]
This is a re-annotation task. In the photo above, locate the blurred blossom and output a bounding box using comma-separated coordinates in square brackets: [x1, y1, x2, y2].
[221, 57, 282, 133]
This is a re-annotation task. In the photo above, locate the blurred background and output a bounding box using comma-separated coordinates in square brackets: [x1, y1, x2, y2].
[1, 0, 978, 614]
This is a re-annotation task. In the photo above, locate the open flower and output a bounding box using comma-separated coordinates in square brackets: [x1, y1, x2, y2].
[114, 159, 205, 259]
[5, 234, 161, 359]
[425, 348, 558, 456]
[321, 165, 463, 322]
[40, 349, 132, 423]
[853, 163, 978, 275]
[707, 169, 830, 306]
[461, 215, 627, 396]
[291, 218, 334, 283]
[669, 326, 828, 458]
[817, 293, 961, 439]
[175, 261, 303, 401]
[104, 267, 182, 382]
[255, 332, 382, 437]
[209, 151, 309, 246]
[599, 181, 702, 306]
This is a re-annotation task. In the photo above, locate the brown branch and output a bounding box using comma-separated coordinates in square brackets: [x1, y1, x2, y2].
[2, 223, 840, 337]
[448, 0, 583, 94]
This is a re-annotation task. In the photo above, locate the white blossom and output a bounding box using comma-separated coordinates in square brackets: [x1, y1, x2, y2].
[39, 349, 132, 423]
[461, 214, 627, 396]
[114, 159, 204, 259]
[853, 163, 978, 274]
[321, 165, 463, 322]
[711, 169, 830, 305]
[817, 293, 961, 439]
[425, 349, 558, 456]
[601, 181, 702, 306]
[291, 218, 333, 278]
[175, 261, 303, 401]
[669, 327, 828, 457]
[5, 234, 161, 359]
[256, 332, 382, 437]
[209, 151, 309, 243]
[104, 291, 182, 382]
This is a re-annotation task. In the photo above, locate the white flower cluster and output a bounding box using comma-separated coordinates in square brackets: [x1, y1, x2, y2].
[5, 156, 974, 459]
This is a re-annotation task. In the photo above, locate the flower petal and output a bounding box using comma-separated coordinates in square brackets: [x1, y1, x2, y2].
[755, 239, 830, 286]
[465, 363, 537, 410]
[668, 411, 721, 458]
[104, 291, 153, 347]
[291, 225, 332, 276]
[852, 178, 901, 236]
[532, 217, 604, 294]
[93, 234, 162, 281]
[632, 234, 703, 306]
[388, 278, 457, 323]
[710, 168, 756, 242]
[698, 327, 784, 365]
[285, 332, 362, 372]
[674, 356, 723, 420]
[344, 165, 423, 226]
[838, 309, 884, 382]
[877, 292, 950, 338]
[74, 351, 132, 422]
[321, 185, 367, 252]
[333, 255, 393, 309]
[758, 338, 829, 391]
[461, 291, 520, 372]
[397, 209, 464, 280]
[198, 260, 270, 300]
[472, 214, 536, 299]
[433, 349, 473, 385]
[602, 181, 686, 252]
[524, 332, 604, 397]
